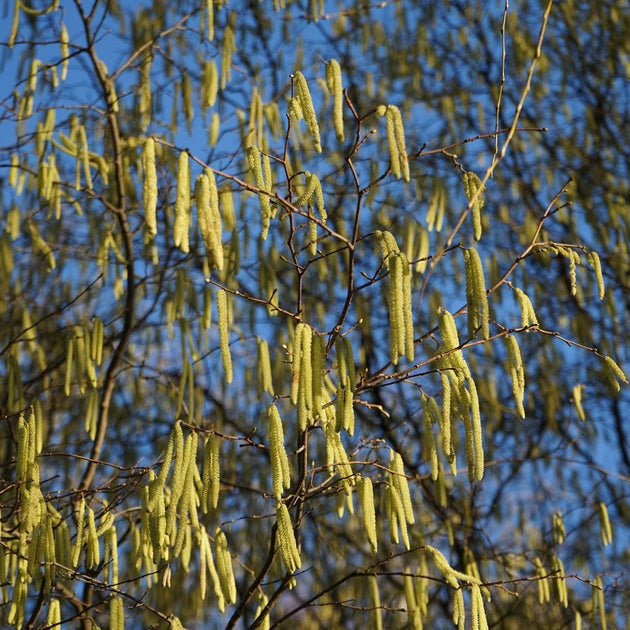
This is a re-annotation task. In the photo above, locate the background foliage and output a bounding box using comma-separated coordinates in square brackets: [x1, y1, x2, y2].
[1, 0, 629, 628]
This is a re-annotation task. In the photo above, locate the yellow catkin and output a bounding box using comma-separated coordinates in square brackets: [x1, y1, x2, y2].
[173, 476, 193, 560]
[276, 503, 301, 573]
[217, 289, 233, 383]
[294, 71, 322, 153]
[8, 0, 19, 48]
[422, 395, 440, 481]
[386, 483, 409, 549]
[27, 221, 56, 270]
[463, 171, 485, 240]
[369, 576, 383, 630]
[572, 383, 586, 421]
[603, 355, 628, 392]
[246, 145, 272, 239]
[290, 323, 305, 405]
[268, 404, 291, 499]
[71, 496, 86, 568]
[64, 335, 74, 396]
[471, 584, 489, 630]
[298, 324, 313, 430]
[404, 571, 423, 630]
[91, 316, 104, 365]
[86, 507, 99, 569]
[166, 422, 185, 537]
[220, 21, 235, 90]
[435, 376, 452, 469]
[200, 529, 224, 610]
[359, 476, 378, 553]
[437, 308, 461, 353]
[389, 253, 405, 364]
[594, 575, 607, 630]
[207, 434, 221, 510]
[209, 111, 220, 146]
[512, 286, 538, 328]
[257, 337, 274, 396]
[391, 451, 415, 524]
[254, 591, 270, 630]
[586, 251, 605, 299]
[599, 502, 613, 546]
[553, 556, 568, 607]
[205, 0, 214, 41]
[174, 151, 191, 253]
[464, 248, 489, 339]
[425, 546, 460, 589]
[78, 124, 93, 189]
[383, 106, 400, 179]
[401, 252, 414, 360]
[110, 596, 124, 630]
[143, 138, 158, 237]
[326, 59, 344, 142]
[288, 96, 303, 121]
[202, 60, 219, 109]
[294, 171, 318, 207]
[505, 335, 525, 418]
[467, 377, 484, 481]
[215, 529, 237, 605]
[47, 599, 61, 626]
[59, 23, 69, 81]
[196, 170, 224, 272]
[149, 479, 166, 563]
[390, 105, 410, 182]
[534, 557, 550, 604]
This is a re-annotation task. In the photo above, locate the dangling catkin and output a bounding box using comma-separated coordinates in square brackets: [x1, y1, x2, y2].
[389, 253, 405, 364]
[201, 434, 221, 512]
[463, 171, 485, 241]
[143, 138, 158, 237]
[599, 502, 613, 546]
[464, 248, 489, 339]
[202, 60, 218, 109]
[268, 404, 291, 499]
[467, 376, 484, 481]
[91, 316, 104, 365]
[294, 71, 322, 153]
[215, 529, 237, 605]
[205, 0, 214, 41]
[512, 286, 538, 328]
[290, 323, 304, 406]
[276, 503, 301, 573]
[174, 151, 191, 253]
[85, 507, 99, 569]
[217, 289, 233, 384]
[390, 105, 410, 182]
[196, 170, 224, 272]
[383, 106, 400, 180]
[391, 451, 414, 524]
[257, 337, 274, 396]
[311, 333, 325, 419]
[603, 355, 628, 392]
[326, 59, 345, 142]
[422, 393, 440, 480]
[294, 171, 318, 207]
[359, 476, 378, 553]
[587, 251, 605, 299]
[246, 145, 273, 239]
[404, 572, 422, 630]
[369, 576, 383, 630]
[505, 335, 525, 418]
[47, 599, 61, 626]
[298, 324, 313, 430]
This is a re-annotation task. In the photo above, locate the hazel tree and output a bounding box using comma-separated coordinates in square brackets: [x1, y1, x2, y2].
[1, 1, 629, 628]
